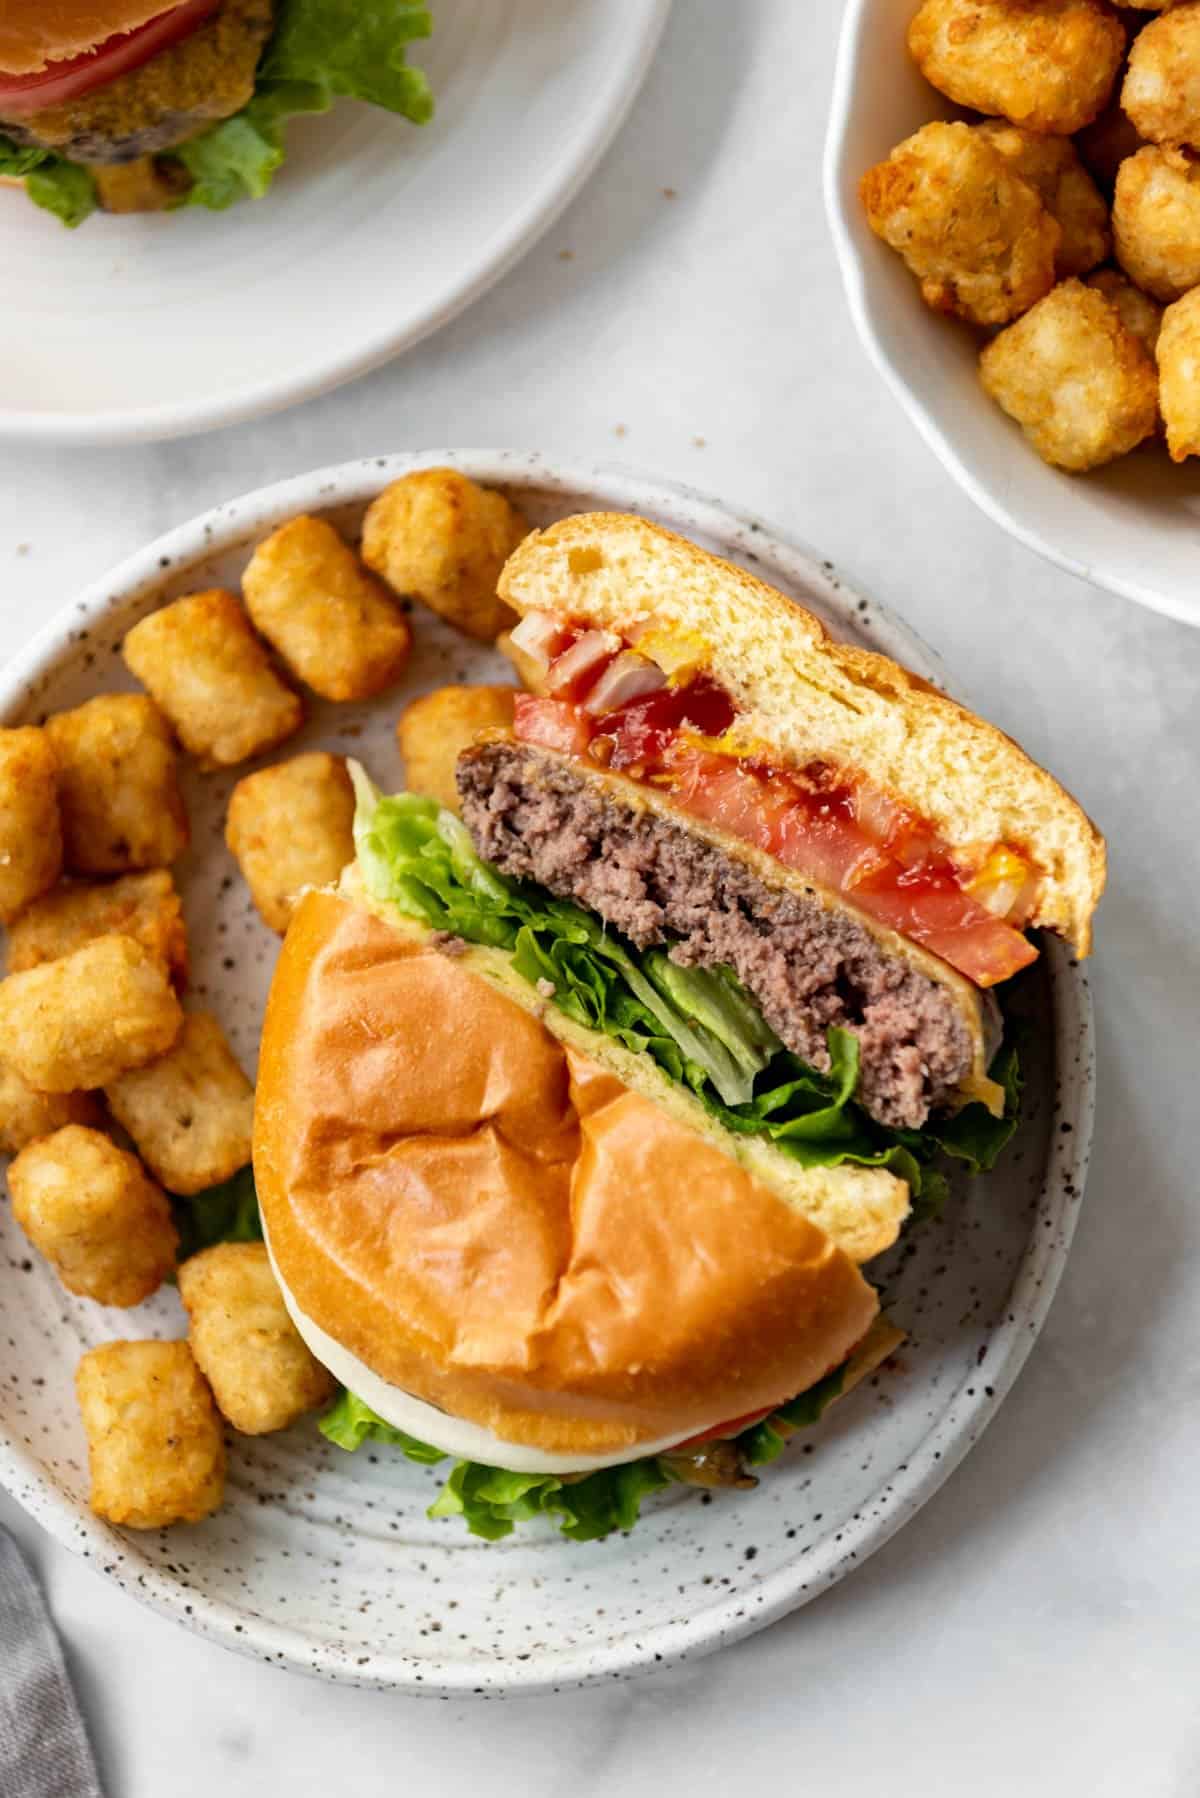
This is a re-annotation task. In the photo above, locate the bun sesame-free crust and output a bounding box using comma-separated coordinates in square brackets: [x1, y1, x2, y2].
[499, 514, 1106, 955]
[254, 891, 881, 1458]
[0, 1, 182, 74]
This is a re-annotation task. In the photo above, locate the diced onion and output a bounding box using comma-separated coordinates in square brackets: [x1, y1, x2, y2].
[508, 610, 564, 676]
[853, 782, 903, 843]
[545, 629, 619, 695]
[582, 650, 667, 715]
[967, 848, 1038, 922]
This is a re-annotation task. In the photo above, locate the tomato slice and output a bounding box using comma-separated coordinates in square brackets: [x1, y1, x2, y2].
[674, 1406, 776, 1452]
[0, 0, 221, 117]
[849, 870, 1038, 987]
[512, 694, 595, 759]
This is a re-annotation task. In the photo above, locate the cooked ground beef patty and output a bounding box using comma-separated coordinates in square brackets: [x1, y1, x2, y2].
[0, 0, 274, 164]
[457, 741, 975, 1131]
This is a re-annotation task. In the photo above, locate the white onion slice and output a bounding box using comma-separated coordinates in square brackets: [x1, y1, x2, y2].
[507, 609, 562, 675]
[545, 629, 618, 695]
[582, 650, 667, 716]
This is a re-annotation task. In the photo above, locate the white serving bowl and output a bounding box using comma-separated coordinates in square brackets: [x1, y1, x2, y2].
[825, 0, 1200, 631]
[0, 454, 1094, 1694]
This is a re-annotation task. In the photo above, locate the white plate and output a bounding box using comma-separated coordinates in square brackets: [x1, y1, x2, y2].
[0, 453, 1095, 1695]
[0, 2, 669, 446]
[825, 0, 1200, 632]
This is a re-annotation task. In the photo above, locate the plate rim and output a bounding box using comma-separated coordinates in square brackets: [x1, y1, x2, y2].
[0, 451, 1096, 1694]
[822, 0, 1199, 633]
[0, 0, 672, 448]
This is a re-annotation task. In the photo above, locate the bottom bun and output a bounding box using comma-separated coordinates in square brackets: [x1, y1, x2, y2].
[254, 891, 880, 1460]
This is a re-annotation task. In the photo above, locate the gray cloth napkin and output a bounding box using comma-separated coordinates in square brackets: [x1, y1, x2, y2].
[0, 1528, 103, 1798]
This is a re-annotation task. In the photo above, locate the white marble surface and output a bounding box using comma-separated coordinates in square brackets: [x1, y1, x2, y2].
[1, 3, 1197, 1793]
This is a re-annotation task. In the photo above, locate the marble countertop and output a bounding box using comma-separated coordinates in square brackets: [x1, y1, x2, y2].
[2, 4, 1198, 1794]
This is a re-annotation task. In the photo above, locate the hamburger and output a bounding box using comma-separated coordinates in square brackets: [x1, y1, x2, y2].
[255, 515, 1104, 1541]
[0, 0, 433, 226]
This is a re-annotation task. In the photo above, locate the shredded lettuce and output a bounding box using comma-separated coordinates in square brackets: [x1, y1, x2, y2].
[0, 136, 97, 228]
[173, 1166, 263, 1261]
[5, 0, 433, 226]
[350, 775, 1020, 1202]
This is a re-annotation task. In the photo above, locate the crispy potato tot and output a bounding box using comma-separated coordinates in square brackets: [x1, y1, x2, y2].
[0, 727, 62, 923]
[974, 120, 1110, 276]
[76, 1340, 224, 1528]
[361, 468, 529, 642]
[1123, 4, 1200, 144]
[242, 515, 412, 701]
[1084, 266, 1164, 357]
[123, 590, 303, 769]
[1156, 284, 1200, 457]
[1113, 143, 1200, 298]
[397, 685, 517, 814]
[178, 1243, 336, 1434]
[0, 934, 182, 1093]
[225, 753, 356, 933]
[45, 695, 187, 875]
[908, 0, 1126, 135]
[7, 870, 188, 989]
[980, 277, 1159, 468]
[861, 122, 1060, 325]
[9, 1124, 176, 1307]
[0, 1064, 100, 1155]
[104, 1011, 253, 1196]
[1076, 101, 1149, 196]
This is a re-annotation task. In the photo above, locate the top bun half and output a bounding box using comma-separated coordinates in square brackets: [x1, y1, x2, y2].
[498, 513, 1106, 954]
[254, 890, 879, 1459]
[0, 1, 183, 74]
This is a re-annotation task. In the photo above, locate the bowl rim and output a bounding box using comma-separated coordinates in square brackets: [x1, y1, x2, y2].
[822, 0, 1199, 632]
[0, 0, 672, 449]
[0, 452, 1097, 1694]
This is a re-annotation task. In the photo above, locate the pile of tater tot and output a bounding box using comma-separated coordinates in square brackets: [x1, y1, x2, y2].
[861, 0, 1200, 471]
[0, 467, 529, 1531]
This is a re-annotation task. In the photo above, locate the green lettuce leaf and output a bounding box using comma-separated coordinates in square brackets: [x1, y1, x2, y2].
[173, 1166, 263, 1261]
[177, 0, 433, 211]
[0, 136, 97, 228]
[319, 1390, 446, 1461]
[736, 1361, 848, 1466]
[349, 774, 1019, 1209]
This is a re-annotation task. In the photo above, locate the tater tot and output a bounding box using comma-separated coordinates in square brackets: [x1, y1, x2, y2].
[1084, 267, 1164, 358]
[122, 590, 303, 769]
[397, 685, 517, 814]
[76, 1340, 225, 1528]
[242, 515, 412, 702]
[44, 695, 187, 875]
[224, 752, 356, 933]
[908, 0, 1126, 135]
[361, 469, 529, 642]
[104, 1011, 253, 1196]
[1123, 4, 1200, 146]
[860, 122, 1060, 326]
[1156, 284, 1200, 458]
[178, 1243, 336, 1434]
[1076, 102, 1148, 197]
[1113, 143, 1200, 300]
[980, 278, 1159, 468]
[0, 934, 182, 1093]
[0, 727, 61, 922]
[7, 869, 188, 989]
[9, 1125, 176, 1307]
[974, 120, 1110, 277]
[0, 1063, 100, 1155]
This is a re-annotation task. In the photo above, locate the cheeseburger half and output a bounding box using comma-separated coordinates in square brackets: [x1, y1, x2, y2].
[0, 0, 433, 225]
[255, 515, 1104, 1542]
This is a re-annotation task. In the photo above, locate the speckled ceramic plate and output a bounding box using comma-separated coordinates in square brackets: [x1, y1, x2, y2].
[0, 455, 1095, 1696]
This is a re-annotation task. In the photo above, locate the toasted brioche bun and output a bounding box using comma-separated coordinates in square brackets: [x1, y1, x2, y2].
[344, 864, 911, 1262]
[0, 1, 180, 74]
[254, 890, 881, 1460]
[498, 514, 1106, 955]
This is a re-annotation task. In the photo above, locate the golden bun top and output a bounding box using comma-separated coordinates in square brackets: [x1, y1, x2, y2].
[498, 512, 1106, 955]
[0, 2, 186, 75]
[254, 891, 879, 1457]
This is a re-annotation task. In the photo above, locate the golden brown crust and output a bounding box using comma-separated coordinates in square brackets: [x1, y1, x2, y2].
[498, 513, 1107, 955]
[0, 1, 181, 74]
[254, 892, 879, 1456]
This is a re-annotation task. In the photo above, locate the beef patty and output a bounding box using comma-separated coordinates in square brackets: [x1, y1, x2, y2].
[456, 740, 976, 1131]
[0, 0, 274, 164]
